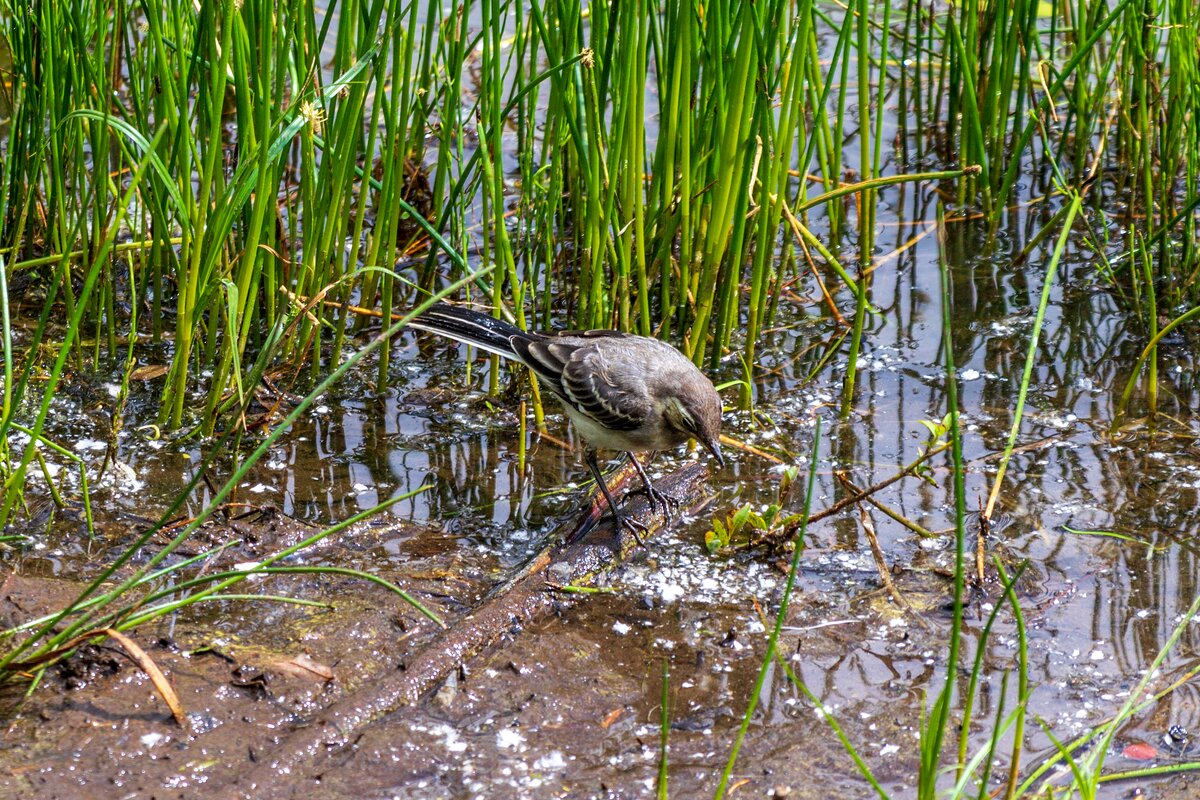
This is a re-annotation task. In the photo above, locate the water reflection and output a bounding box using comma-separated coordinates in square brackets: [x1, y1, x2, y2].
[12, 173, 1197, 778]
[5, 41, 1200, 800]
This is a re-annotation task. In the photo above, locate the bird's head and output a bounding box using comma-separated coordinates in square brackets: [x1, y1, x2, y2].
[662, 375, 725, 468]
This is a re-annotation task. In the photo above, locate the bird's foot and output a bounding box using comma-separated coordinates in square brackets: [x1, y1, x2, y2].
[611, 509, 649, 548]
[627, 484, 686, 522]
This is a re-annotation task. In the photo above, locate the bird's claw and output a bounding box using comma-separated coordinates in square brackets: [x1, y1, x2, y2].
[612, 510, 649, 547]
[628, 485, 685, 522]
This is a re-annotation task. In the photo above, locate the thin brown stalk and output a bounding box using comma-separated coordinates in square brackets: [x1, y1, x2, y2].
[837, 475, 937, 538]
[856, 503, 905, 607]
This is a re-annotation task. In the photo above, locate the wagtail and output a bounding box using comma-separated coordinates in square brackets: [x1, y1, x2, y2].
[408, 303, 724, 538]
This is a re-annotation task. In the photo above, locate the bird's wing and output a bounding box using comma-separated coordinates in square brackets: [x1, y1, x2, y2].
[512, 337, 569, 397]
[514, 335, 650, 432]
[510, 330, 622, 396]
[559, 344, 651, 432]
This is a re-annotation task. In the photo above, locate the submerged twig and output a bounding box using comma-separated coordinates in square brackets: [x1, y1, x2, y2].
[756, 441, 952, 551]
[857, 504, 905, 608]
[836, 473, 937, 538]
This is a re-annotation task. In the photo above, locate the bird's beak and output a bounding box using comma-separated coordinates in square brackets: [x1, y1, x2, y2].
[704, 437, 725, 469]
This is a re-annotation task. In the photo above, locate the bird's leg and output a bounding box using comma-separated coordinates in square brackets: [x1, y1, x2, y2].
[584, 448, 647, 545]
[625, 452, 686, 521]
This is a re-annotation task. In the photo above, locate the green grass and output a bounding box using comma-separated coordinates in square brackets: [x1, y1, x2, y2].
[697, 199, 1200, 798]
[1, 0, 1192, 504]
[1, 0, 1200, 792]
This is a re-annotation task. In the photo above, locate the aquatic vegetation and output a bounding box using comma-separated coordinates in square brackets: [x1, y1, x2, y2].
[0, 0, 1198, 796]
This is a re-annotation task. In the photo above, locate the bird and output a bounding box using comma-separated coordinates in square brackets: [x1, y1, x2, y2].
[407, 302, 724, 540]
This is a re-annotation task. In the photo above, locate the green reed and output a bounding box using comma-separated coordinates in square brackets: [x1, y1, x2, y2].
[715, 418, 821, 800]
[8, 0, 1192, 488]
[5, 0, 1192, 388]
[0, 0, 1195, 635]
[895, 0, 1198, 309]
[914, 202, 970, 800]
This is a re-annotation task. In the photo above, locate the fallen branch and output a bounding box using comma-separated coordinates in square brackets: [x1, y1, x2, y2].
[231, 463, 714, 797]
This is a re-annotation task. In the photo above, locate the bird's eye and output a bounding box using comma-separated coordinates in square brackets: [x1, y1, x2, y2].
[665, 398, 698, 434]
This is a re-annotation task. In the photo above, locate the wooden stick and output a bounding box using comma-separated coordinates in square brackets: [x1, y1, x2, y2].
[229, 464, 713, 796]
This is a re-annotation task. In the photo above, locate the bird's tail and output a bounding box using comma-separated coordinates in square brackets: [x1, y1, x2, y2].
[407, 302, 527, 359]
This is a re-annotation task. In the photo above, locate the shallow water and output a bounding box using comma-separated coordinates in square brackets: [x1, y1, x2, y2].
[4, 11, 1200, 800]
[6, 184, 1200, 798]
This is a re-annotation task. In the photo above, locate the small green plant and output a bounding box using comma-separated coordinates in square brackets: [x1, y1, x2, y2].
[912, 412, 953, 485]
[705, 465, 800, 553]
[916, 413, 951, 449]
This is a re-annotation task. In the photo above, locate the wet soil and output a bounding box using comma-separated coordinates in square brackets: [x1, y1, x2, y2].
[4, 350, 1200, 800]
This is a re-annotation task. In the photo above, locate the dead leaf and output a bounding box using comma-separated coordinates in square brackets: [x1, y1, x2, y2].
[270, 653, 334, 683]
[102, 628, 189, 730]
[130, 364, 169, 382]
[600, 708, 623, 729]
